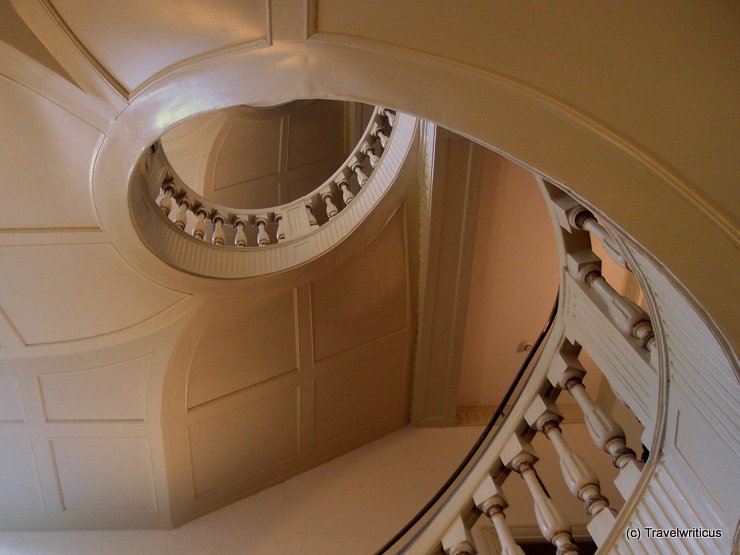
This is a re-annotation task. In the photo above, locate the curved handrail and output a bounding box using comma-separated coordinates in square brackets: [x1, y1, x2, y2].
[129, 110, 417, 279]
[376, 293, 560, 554]
[144, 106, 397, 247]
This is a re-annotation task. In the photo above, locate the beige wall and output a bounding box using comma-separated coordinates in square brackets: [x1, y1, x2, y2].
[458, 151, 560, 407]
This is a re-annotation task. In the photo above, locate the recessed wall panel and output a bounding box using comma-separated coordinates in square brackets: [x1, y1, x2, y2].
[0, 374, 24, 421]
[311, 211, 407, 360]
[188, 387, 298, 496]
[39, 355, 149, 421]
[313, 339, 407, 446]
[52, 437, 157, 510]
[0, 438, 43, 510]
[187, 291, 298, 408]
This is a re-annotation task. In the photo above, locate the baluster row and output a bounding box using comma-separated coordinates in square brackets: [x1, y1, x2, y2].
[552, 195, 656, 352]
[439, 340, 643, 554]
[151, 107, 397, 247]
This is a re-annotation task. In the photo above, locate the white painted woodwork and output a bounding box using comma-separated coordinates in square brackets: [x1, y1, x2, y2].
[501, 435, 579, 554]
[473, 475, 526, 555]
[188, 387, 299, 496]
[38, 355, 149, 421]
[0, 77, 100, 230]
[0, 1, 736, 547]
[0, 438, 44, 510]
[0, 374, 24, 421]
[52, 437, 157, 510]
[0, 244, 185, 345]
[411, 129, 483, 426]
[211, 214, 225, 245]
[187, 293, 298, 409]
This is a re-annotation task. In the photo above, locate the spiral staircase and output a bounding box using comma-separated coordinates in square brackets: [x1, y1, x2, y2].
[0, 2, 737, 554]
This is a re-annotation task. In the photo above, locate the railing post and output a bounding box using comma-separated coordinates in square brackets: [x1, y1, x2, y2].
[473, 475, 525, 555]
[255, 216, 269, 246]
[360, 141, 380, 168]
[441, 515, 477, 555]
[322, 190, 338, 219]
[525, 395, 618, 546]
[173, 196, 190, 230]
[334, 171, 354, 204]
[370, 121, 389, 148]
[566, 251, 656, 351]
[348, 155, 369, 187]
[233, 218, 248, 247]
[501, 435, 579, 554]
[192, 206, 208, 240]
[548, 342, 644, 498]
[159, 177, 175, 215]
[211, 212, 225, 245]
[275, 214, 286, 242]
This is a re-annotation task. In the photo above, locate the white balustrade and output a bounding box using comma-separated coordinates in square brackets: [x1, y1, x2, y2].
[370, 121, 389, 148]
[234, 219, 248, 247]
[255, 218, 269, 246]
[142, 106, 398, 251]
[174, 197, 189, 230]
[335, 173, 354, 204]
[570, 208, 628, 269]
[525, 395, 618, 546]
[159, 178, 175, 215]
[322, 191, 338, 219]
[501, 435, 580, 554]
[566, 251, 656, 351]
[547, 343, 644, 499]
[361, 141, 380, 168]
[193, 208, 207, 240]
[275, 215, 286, 242]
[349, 156, 369, 187]
[473, 475, 525, 555]
[211, 213, 225, 245]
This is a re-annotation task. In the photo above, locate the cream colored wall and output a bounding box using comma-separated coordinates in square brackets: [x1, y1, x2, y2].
[0, 426, 483, 555]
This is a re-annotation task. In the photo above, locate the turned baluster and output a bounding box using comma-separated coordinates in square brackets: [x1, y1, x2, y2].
[441, 515, 477, 555]
[382, 107, 397, 127]
[473, 475, 525, 555]
[547, 343, 644, 498]
[335, 173, 354, 204]
[502, 435, 579, 554]
[173, 197, 190, 230]
[349, 156, 369, 187]
[370, 122, 389, 149]
[255, 217, 269, 246]
[211, 213, 225, 245]
[306, 204, 318, 226]
[192, 207, 208, 240]
[234, 218, 248, 247]
[322, 191, 338, 219]
[525, 395, 618, 546]
[361, 141, 380, 168]
[567, 252, 655, 351]
[275, 215, 286, 241]
[159, 178, 175, 215]
[569, 207, 628, 269]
